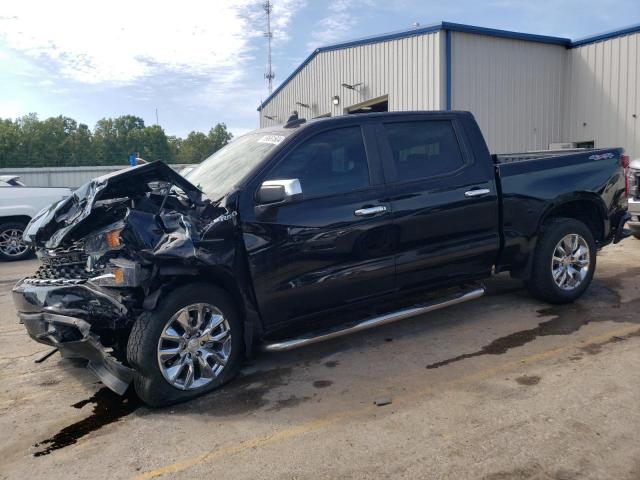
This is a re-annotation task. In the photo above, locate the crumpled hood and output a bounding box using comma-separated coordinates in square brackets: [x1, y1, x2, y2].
[24, 161, 202, 249]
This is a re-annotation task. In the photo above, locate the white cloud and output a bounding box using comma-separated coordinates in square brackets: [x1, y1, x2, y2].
[0, 0, 304, 86]
[307, 0, 373, 50]
[271, 0, 307, 45]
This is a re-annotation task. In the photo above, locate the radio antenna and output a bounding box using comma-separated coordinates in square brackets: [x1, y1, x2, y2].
[263, 1, 275, 94]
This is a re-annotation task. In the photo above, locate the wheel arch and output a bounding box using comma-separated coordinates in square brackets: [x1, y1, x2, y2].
[511, 195, 606, 280]
[145, 265, 262, 356]
[0, 215, 32, 226]
[539, 195, 608, 244]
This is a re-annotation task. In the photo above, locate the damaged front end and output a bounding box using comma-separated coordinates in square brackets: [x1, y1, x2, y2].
[12, 161, 238, 394]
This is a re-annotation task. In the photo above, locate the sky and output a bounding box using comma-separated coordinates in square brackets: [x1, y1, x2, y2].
[0, 0, 639, 138]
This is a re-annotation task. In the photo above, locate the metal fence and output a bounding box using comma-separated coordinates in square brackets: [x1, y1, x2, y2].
[0, 164, 193, 189]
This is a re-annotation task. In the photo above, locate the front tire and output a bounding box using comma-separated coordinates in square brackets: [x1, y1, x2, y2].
[127, 283, 243, 407]
[525, 217, 596, 304]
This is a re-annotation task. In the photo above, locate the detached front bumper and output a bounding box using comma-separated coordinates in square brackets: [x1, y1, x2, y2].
[12, 280, 133, 395]
[627, 197, 640, 233]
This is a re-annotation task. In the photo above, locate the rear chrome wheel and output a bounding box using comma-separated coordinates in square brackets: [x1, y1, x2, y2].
[157, 303, 232, 391]
[551, 234, 590, 291]
[525, 217, 596, 305]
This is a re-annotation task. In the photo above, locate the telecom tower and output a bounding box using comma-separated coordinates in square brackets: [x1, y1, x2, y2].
[264, 1, 275, 94]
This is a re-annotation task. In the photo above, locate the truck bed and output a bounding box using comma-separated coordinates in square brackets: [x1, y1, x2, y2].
[493, 146, 625, 272]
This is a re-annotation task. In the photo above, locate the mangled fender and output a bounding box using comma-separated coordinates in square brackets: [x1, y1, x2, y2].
[24, 161, 202, 249]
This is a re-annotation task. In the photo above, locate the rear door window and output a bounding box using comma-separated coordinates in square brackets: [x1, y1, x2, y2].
[383, 120, 465, 182]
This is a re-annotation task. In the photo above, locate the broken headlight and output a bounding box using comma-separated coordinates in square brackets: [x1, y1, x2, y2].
[89, 258, 148, 288]
[84, 222, 125, 257]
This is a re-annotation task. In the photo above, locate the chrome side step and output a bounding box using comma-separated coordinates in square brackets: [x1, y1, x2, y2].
[263, 285, 485, 352]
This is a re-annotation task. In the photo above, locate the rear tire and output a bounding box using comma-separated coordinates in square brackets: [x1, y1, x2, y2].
[0, 221, 33, 261]
[525, 217, 596, 304]
[127, 283, 243, 407]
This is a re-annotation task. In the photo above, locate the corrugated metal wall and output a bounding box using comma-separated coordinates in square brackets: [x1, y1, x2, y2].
[450, 32, 567, 154]
[564, 32, 640, 159]
[261, 28, 639, 158]
[0, 164, 192, 189]
[260, 31, 445, 128]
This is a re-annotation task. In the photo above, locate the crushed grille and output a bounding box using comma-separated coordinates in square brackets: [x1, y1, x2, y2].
[41, 241, 87, 267]
[31, 262, 92, 281]
[26, 241, 100, 285]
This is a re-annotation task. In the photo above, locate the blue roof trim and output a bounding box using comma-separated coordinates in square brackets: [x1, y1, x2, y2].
[441, 22, 570, 46]
[570, 23, 640, 48]
[257, 21, 639, 111]
[318, 22, 443, 51]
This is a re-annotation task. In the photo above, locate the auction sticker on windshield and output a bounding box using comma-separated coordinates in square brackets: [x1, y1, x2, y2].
[258, 135, 285, 145]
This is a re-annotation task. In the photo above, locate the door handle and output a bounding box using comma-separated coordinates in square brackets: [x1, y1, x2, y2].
[354, 206, 387, 217]
[464, 188, 491, 198]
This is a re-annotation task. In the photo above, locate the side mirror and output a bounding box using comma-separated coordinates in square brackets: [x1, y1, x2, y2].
[256, 179, 303, 205]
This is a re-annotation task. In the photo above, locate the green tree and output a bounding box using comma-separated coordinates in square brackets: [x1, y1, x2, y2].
[141, 125, 172, 162]
[0, 114, 233, 168]
[177, 123, 233, 163]
[17, 113, 46, 167]
[0, 118, 23, 168]
[114, 115, 145, 138]
[93, 118, 119, 165]
[208, 123, 233, 152]
[166, 135, 182, 163]
[38, 116, 78, 166]
[117, 115, 146, 159]
[179, 131, 210, 163]
[69, 123, 93, 166]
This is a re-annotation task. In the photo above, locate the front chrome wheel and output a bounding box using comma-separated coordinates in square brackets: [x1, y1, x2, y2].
[0, 228, 28, 258]
[157, 303, 232, 391]
[551, 233, 590, 291]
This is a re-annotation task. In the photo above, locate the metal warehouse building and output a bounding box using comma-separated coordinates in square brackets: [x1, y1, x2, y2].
[257, 21, 640, 158]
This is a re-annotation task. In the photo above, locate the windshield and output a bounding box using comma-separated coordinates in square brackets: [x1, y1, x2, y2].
[185, 132, 289, 199]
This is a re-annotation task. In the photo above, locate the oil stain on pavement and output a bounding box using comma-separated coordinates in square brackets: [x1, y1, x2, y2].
[33, 388, 142, 457]
[579, 327, 640, 355]
[32, 366, 298, 456]
[426, 277, 640, 370]
[266, 394, 311, 412]
[195, 366, 297, 415]
[516, 375, 541, 386]
[313, 380, 333, 388]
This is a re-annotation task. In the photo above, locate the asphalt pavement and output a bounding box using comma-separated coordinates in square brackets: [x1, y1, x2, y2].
[1, 241, 639, 479]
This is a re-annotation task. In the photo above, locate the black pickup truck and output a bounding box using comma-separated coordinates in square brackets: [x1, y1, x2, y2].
[12, 111, 629, 406]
